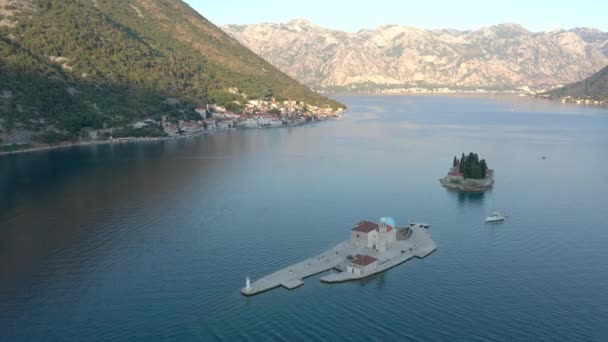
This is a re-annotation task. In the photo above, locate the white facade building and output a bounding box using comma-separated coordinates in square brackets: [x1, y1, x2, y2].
[346, 255, 378, 276]
[216, 120, 232, 130]
[240, 118, 259, 128]
[267, 118, 283, 127]
[350, 218, 398, 252]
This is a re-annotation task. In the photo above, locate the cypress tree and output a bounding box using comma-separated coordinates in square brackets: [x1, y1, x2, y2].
[480, 159, 488, 178]
[454, 153, 490, 179]
[460, 153, 466, 174]
[466, 153, 473, 179]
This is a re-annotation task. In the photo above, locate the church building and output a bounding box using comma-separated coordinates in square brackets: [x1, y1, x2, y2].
[350, 217, 398, 253]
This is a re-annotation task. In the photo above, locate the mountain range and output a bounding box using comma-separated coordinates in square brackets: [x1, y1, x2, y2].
[222, 20, 608, 92]
[0, 1, 341, 144]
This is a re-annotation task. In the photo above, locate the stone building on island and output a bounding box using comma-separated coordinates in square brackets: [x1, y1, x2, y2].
[241, 215, 437, 295]
[350, 217, 398, 252]
[440, 154, 494, 192]
[346, 217, 399, 276]
[346, 255, 378, 276]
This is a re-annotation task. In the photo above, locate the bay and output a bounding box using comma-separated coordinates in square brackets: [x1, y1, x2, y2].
[1, 95, 607, 341]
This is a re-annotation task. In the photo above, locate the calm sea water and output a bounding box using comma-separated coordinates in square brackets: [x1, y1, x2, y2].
[1, 95, 608, 341]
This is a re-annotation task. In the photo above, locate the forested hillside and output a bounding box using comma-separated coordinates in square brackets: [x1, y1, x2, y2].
[546, 65, 608, 100]
[0, 0, 342, 143]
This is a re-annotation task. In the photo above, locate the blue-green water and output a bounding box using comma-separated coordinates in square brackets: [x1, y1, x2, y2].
[1, 95, 608, 341]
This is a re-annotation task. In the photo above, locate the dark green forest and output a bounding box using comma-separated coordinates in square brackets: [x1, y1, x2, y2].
[0, 0, 343, 142]
[453, 153, 489, 179]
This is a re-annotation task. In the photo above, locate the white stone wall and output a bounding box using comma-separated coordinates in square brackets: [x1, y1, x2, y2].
[350, 231, 368, 248]
[217, 121, 232, 129]
[365, 261, 378, 272]
[447, 174, 464, 182]
[351, 227, 396, 251]
[241, 119, 258, 127]
[389, 229, 397, 243]
[346, 260, 378, 276]
[366, 230, 379, 249]
[346, 264, 361, 276]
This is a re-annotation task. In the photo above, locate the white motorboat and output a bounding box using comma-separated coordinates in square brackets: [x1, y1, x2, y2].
[485, 211, 505, 222]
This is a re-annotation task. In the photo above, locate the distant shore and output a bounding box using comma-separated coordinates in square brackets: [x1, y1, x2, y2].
[536, 95, 608, 107]
[336, 91, 608, 110]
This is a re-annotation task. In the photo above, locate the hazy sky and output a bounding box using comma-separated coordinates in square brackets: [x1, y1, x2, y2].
[185, 0, 608, 32]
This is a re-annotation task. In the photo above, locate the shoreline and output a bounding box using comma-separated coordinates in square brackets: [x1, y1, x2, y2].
[0, 119, 326, 157]
[336, 92, 608, 108]
[0, 135, 189, 156]
[439, 178, 494, 192]
[332, 91, 523, 97]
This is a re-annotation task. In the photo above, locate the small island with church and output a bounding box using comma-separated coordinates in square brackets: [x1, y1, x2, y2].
[440, 153, 494, 192]
[241, 217, 436, 296]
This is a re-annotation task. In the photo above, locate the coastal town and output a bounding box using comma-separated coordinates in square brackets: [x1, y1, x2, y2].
[130, 98, 345, 138]
[0, 97, 345, 154]
[537, 94, 608, 106]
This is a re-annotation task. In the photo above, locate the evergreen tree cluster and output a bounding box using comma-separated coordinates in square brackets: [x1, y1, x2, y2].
[456, 153, 489, 179]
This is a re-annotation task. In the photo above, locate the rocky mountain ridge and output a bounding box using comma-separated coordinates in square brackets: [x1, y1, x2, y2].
[223, 20, 608, 91]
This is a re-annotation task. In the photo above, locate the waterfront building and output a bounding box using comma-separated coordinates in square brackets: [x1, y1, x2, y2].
[240, 118, 259, 127]
[350, 217, 397, 252]
[346, 255, 378, 276]
[203, 119, 216, 130]
[267, 118, 283, 127]
[216, 120, 232, 130]
[445, 165, 464, 183]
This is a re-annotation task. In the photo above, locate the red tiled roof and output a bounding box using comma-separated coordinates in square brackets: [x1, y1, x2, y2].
[351, 255, 377, 266]
[352, 220, 394, 233]
[352, 220, 378, 233]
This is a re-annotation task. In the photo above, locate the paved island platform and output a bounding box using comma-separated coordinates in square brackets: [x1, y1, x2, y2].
[241, 220, 436, 296]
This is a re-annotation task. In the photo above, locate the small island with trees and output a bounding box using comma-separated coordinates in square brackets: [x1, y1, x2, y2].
[440, 153, 495, 192]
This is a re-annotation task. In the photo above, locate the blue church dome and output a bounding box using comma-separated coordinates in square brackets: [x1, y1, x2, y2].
[380, 217, 396, 228]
